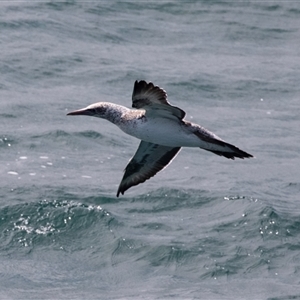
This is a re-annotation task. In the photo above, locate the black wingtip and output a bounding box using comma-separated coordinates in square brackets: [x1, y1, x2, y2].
[207, 148, 253, 160]
[133, 80, 150, 97]
[116, 189, 124, 197]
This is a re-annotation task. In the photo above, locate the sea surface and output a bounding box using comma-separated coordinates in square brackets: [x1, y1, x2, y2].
[1, 1, 300, 299]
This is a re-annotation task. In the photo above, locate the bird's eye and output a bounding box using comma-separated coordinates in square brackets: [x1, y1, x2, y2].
[88, 108, 96, 114]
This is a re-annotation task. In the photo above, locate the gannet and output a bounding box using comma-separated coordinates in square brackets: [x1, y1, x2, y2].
[67, 80, 253, 196]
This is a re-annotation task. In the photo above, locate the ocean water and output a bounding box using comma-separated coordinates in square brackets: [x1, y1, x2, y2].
[1, 1, 300, 299]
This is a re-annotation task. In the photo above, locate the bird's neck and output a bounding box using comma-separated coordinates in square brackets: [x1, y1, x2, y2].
[101, 103, 130, 125]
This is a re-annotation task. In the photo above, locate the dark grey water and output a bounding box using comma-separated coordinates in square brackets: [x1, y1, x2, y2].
[1, 1, 300, 299]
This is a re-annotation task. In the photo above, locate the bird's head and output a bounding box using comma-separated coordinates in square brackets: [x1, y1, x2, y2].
[67, 102, 108, 118]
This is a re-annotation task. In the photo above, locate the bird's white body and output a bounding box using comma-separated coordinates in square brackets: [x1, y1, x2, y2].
[119, 114, 219, 149]
[82, 102, 223, 149]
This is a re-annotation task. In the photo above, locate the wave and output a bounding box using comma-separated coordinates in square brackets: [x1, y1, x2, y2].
[0, 196, 114, 253]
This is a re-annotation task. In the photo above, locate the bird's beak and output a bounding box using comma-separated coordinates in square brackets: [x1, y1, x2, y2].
[67, 108, 89, 116]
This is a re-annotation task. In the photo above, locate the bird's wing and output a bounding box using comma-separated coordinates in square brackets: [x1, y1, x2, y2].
[189, 123, 253, 160]
[117, 141, 181, 196]
[132, 80, 186, 120]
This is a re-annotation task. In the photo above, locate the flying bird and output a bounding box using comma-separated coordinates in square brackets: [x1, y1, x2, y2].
[67, 80, 253, 196]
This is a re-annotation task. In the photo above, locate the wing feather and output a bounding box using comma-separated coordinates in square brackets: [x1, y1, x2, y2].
[192, 126, 253, 159]
[132, 80, 186, 120]
[117, 141, 181, 196]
